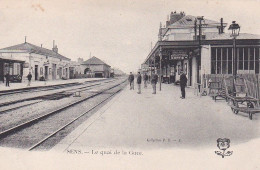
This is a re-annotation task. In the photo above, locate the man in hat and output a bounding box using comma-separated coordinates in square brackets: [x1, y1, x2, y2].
[128, 72, 134, 90]
[4, 72, 10, 87]
[143, 73, 148, 88]
[137, 72, 142, 94]
[151, 71, 158, 94]
[27, 72, 32, 86]
[180, 71, 188, 99]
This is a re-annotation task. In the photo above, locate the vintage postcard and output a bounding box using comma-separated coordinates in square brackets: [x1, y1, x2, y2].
[0, 0, 259, 169]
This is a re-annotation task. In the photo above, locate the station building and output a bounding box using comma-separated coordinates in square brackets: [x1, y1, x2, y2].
[80, 56, 111, 78]
[0, 41, 71, 82]
[142, 11, 260, 86]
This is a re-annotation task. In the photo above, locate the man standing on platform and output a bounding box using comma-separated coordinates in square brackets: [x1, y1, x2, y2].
[27, 72, 32, 86]
[180, 71, 188, 99]
[143, 73, 148, 88]
[4, 72, 10, 87]
[128, 72, 134, 90]
[137, 72, 142, 94]
[151, 71, 158, 94]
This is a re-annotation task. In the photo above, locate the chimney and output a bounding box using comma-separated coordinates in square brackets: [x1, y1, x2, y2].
[166, 20, 170, 27]
[218, 18, 224, 34]
[158, 22, 162, 41]
[41, 44, 43, 48]
[220, 18, 224, 34]
[194, 18, 197, 40]
[52, 40, 58, 53]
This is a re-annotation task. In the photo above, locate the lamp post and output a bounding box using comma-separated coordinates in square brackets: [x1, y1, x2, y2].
[228, 21, 240, 96]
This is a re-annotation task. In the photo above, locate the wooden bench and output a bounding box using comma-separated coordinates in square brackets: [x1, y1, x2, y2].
[227, 96, 259, 120]
[224, 77, 260, 120]
[208, 81, 226, 102]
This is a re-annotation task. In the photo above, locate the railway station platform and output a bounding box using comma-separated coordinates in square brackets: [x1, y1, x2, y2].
[0, 78, 105, 92]
[53, 82, 260, 151]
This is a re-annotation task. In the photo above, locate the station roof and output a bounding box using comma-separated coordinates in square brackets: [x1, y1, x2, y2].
[81, 56, 111, 67]
[210, 33, 260, 40]
[0, 42, 71, 61]
[168, 15, 222, 28]
[143, 37, 260, 64]
[165, 15, 226, 30]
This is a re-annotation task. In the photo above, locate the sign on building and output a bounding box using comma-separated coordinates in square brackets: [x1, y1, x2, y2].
[170, 50, 188, 60]
[141, 63, 149, 71]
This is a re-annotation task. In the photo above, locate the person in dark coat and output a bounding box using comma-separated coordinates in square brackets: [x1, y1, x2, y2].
[27, 72, 32, 86]
[143, 73, 148, 88]
[4, 72, 10, 87]
[180, 71, 188, 99]
[151, 71, 158, 94]
[128, 72, 134, 90]
[137, 72, 142, 94]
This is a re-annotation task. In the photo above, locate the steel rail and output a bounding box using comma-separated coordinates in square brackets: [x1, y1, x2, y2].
[0, 79, 116, 108]
[29, 86, 124, 151]
[0, 80, 116, 114]
[0, 79, 126, 141]
[0, 78, 111, 96]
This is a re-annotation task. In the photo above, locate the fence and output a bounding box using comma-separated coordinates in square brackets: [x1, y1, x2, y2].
[203, 74, 260, 100]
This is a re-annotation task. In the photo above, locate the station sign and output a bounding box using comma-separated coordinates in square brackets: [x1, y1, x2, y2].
[141, 63, 149, 69]
[170, 50, 188, 60]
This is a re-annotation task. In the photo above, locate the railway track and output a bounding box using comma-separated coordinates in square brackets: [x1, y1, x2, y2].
[0, 79, 120, 133]
[0, 78, 127, 150]
[0, 78, 108, 96]
[0, 78, 116, 109]
[0, 79, 116, 114]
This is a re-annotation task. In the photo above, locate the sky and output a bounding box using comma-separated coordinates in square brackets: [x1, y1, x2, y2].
[0, 0, 259, 73]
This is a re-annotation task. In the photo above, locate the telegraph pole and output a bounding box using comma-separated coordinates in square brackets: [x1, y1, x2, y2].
[159, 46, 162, 91]
[197, 16, 204, 84]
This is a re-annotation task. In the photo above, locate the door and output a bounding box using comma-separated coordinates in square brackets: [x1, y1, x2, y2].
[95, 73, 103, 78]
[52, 64, 56, 80]
[45, 66, 48, 80]
[35, 65, 38, 80]
[0, 62, 3, 82]
[69, 67, 74, 79]
[65, 68, 68, 78]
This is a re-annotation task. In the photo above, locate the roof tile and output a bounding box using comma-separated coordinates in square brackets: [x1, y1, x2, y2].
[81, 56, 110, 67]
[0, 42, 70, 61]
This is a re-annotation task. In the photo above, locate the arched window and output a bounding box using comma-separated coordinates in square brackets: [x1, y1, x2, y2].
[84, 68, 91, 74]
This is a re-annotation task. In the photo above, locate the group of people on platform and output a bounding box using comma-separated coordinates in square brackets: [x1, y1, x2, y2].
[128, 71, 158, 94]
[128, 71, 187, 99]
[2, 72, 32, 87]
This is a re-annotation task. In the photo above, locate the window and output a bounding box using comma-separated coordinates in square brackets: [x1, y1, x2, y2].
[17, 64, 20, 75]
[256, 48, 259, 74]
[227, 48, 233, 74]
[238, 48, 243, 70]
[211, 47, 235, 74]
[249, 48, 255, 70]
[211, 47, 216, 74]
[222, 48, 227, 74]
[244, 48, 249, 70]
